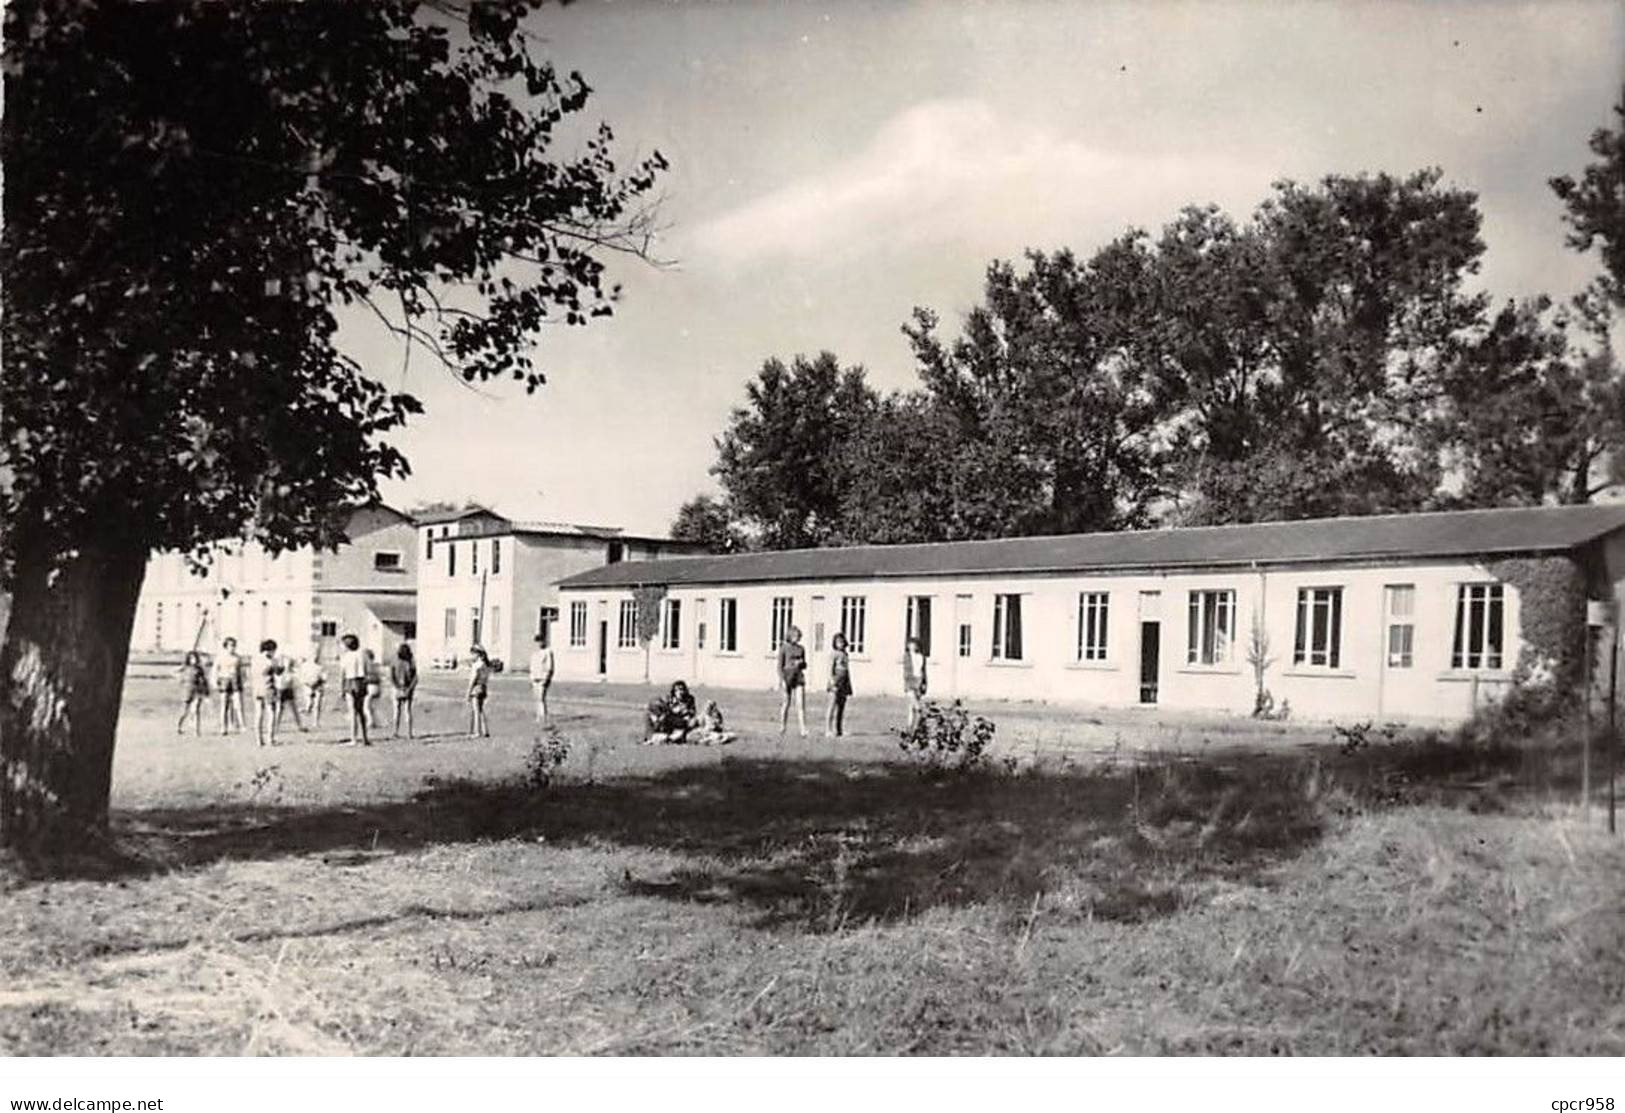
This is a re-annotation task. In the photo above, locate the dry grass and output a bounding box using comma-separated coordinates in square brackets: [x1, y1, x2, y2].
[1, 673, 1621, 1055]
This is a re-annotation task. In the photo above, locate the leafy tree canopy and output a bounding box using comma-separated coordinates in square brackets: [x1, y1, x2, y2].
[1, 0, 665, 577]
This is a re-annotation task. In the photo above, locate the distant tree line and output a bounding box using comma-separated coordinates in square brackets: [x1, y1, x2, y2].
[674, 96, 1625, 551]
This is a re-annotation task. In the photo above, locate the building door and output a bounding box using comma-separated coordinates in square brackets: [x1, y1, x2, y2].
[596, 620, 609, 677]
[1139, 622, 1161, 704]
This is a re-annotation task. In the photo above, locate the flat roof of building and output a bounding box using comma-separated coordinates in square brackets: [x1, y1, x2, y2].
[557, 503, 1625, 590]
[412, 505, 687, 546]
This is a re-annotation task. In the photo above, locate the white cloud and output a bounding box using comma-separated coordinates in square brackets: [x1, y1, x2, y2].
[690, 98, 1273, 267]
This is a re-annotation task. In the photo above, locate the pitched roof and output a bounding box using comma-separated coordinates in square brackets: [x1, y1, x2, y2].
[557, 503, 1625, 590]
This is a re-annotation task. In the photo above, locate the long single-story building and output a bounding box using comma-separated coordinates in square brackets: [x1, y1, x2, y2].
[554, 504, 1625, 723]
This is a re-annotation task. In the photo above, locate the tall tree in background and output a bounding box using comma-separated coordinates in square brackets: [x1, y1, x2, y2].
[1551, 88, 1625, 312]
[1, 0, 664, 854]
[1161, 171, 1485, 524]
[668, 494, 748, 554]
[710, 353, 880, 550]
[900, 242, 1165, 538]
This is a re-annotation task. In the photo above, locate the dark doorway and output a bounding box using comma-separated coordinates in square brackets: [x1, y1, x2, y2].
[1139, 621, 1160, 704]
[597, 620, 609, 676]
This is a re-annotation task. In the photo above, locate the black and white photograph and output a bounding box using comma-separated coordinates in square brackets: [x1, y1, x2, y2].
[1, 0, 1623, 1102]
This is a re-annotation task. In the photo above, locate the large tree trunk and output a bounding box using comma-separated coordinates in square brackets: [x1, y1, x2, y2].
[1, 542, 147, 855]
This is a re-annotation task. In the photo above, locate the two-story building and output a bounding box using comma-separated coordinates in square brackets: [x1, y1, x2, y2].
[553, 504, 1625, 724]
[131, 504, 418, 661]
[413, 505, 702, 669]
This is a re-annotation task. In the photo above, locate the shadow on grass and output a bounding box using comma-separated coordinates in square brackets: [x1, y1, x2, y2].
[68, 749, 1345, 932]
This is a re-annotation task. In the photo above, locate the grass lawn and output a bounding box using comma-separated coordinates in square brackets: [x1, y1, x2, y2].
[1, 671, 1621, 1055]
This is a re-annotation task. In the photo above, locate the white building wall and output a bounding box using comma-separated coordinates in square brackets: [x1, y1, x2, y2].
[556, 557, 1524, 723]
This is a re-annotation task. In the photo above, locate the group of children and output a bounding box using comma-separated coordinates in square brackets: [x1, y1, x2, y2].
[177, 635, 418, 748]
[643, 680, 736, 746]
[773, 625, 930, 739]
[178, 626, 933, 750]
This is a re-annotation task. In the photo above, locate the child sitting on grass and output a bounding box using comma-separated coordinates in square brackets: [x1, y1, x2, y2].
[692, 700, 735, 746]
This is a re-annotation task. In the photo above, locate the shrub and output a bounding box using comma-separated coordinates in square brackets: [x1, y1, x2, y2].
[897, 699, 997, 773]
[525, 726, 571, 791]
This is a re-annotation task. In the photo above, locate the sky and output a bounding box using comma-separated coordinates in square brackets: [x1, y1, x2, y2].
[359, 0, 1625, 535]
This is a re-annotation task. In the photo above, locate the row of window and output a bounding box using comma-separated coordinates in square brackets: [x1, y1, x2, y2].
[564, 582, 1507, 672]
[419, 529, 500, 581]
[440, 606, 504, 648]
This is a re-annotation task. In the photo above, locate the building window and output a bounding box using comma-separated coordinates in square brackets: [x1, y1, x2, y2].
[719, 598, 739, 653]
[470, 608, 482, 647]
[425, 532, 435, 560]
[154, 602, 164, 649]
[840, 596, 867, 654]
[1452, 583, 1504, 670]
[491, 538, 501, 576]
[373, 550, 403, 572]
[471, 540, 479, 576]
[696, 599, 708, 650]
[661, 598, 682, 650]
[447, 542, 456, 578]
[906, 595, 933, 657]
[537, 605, 559, 639]
[489, 606, 501, 649]
[1293, 587, 1344, 669]
[958, 622, 972, 658]
[992, 594, 1024, 661]
[318, 619, 338, 638]
[1077, 591, 1109, 661]
[607, 541, 624, 564]
[569, 601, 588, 648]
[1187, 589, 1235, 666]
[770, 597, 794, 649]
[444, 608, 457, 643]
[1385, 585, 1415, 668]
[618, 599, 638, 649]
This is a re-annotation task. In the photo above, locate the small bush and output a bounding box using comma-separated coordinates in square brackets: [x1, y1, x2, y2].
[897, 700, 997, 773]
[525, 726, 571, 791]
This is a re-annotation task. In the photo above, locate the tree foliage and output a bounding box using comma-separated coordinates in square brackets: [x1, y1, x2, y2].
[1550, 87, 1625, 310]
[0, 0, 664, 853]
[710, 352, 881, 550]
[668, 494, 748, 554]
[691, 157, 1625, 546]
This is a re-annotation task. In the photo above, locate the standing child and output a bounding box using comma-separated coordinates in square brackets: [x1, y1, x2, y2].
[176, 651, 210, 735]
[390, 643, 418, 739]
[276, 652, 306, 732]
[363, 648, 383, 728]
[252, 639, 282, 747]
[466, 647, 491, 738]
[528, 632, 555, 726]
[825, 631, 853, 738]
[777, 625, 808, 738]
[213, 636, 244, 735]
[903, 636, 928, 731]
[339, 633, 370, 746]
[298, 655, 327, 727]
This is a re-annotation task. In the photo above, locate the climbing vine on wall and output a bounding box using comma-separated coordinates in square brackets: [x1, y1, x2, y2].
[1488, 555, 1587, 689]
